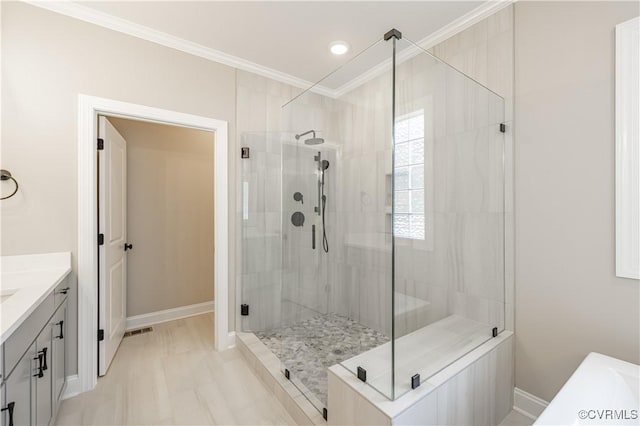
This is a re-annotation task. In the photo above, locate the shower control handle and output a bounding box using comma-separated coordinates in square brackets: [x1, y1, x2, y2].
[124, 243, 133, 251]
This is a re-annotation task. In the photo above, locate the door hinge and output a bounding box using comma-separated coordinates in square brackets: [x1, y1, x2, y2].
[323, 408, 328, 421]
[241, 304, 249, 316]
[499, 123, 506, 133]
[97, 138, 104, 150]
[98, 233, 104, 246]
[492, 327, 498, 337]
[98, 329, 104, 341]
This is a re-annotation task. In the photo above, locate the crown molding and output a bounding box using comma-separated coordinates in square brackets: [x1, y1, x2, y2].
[22, 0, 335, 98]
[416, 0, 514, 50]
[24, 0, 513, 100]
[333, 0, 514, 97]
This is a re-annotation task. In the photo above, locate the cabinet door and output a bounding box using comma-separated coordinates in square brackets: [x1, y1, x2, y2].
[0, 383, 3, 426]
[51, 304, 66, 411]
[3, 342, 36, 426]
[35, 328, 52, 426]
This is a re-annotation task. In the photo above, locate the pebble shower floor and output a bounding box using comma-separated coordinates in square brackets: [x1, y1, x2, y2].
[255, 314, 389, 406]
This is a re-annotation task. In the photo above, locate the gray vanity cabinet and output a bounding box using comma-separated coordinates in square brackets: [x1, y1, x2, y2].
[1, 277, 69, 426]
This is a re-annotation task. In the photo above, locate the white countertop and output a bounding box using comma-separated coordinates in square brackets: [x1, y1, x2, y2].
[0, 252, 72, 344]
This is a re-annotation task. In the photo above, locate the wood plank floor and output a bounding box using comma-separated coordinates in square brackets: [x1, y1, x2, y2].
[56, 313, 295, 425]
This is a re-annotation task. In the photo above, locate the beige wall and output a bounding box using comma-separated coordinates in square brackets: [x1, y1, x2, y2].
[107, 117, 214, 317]
[514, 1, 640, 401]
[0, 1, 238, 375]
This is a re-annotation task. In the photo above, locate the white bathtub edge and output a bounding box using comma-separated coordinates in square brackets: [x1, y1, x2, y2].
[533, 352, 640, 426]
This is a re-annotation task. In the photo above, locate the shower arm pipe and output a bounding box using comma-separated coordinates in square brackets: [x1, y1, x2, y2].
[295, 130, 316, 140]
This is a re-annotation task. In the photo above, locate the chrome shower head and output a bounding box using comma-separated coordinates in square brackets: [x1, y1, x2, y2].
[295, 130, 324, 145]
[305, 137, 325, 145]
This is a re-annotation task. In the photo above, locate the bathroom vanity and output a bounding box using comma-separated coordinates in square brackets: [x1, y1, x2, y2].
[0, 253, 71, 426]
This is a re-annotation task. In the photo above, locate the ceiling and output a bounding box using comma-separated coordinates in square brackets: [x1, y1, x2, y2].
[75, 1, 487, 89]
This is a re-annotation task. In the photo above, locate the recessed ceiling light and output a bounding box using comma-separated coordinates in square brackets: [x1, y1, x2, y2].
[329, 41, 350, 55]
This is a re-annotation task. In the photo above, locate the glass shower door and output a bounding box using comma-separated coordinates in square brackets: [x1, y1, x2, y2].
[279, 132, 331, 412]
[239, 132, 284, 334]
[279, 38, 396, 412]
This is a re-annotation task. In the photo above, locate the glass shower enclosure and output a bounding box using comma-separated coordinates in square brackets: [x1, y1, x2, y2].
[240, 29, 505, 415]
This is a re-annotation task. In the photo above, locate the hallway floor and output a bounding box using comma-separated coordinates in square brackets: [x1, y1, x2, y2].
[56, 312, 533, 426]
[56, 314, 295, 425]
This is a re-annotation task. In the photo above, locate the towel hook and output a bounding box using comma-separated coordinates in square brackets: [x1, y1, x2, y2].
[1, 169, 19, 200]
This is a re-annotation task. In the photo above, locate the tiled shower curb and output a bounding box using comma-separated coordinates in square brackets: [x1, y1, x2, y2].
[236, 332, 326, 425]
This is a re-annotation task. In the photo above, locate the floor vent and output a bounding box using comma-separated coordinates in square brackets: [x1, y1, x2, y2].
[124, 326, 153, 337]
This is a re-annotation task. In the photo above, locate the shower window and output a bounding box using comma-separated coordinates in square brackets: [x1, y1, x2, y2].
[394, 110, 425, 240]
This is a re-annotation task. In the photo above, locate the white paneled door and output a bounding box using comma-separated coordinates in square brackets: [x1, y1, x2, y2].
[98, 116, 128, 376]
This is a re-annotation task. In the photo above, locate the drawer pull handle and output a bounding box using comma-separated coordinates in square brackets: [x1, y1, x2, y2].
[34, 353, 44, 378]
[41, 347, 48, 371]
[56, 320, 64, 339]
[1, 401, 15, 426]
[57, 287, 70, 295]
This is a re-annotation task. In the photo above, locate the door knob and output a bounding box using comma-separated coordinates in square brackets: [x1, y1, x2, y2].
[124, 243, 133, 251]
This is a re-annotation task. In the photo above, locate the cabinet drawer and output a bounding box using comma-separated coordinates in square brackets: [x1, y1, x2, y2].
[53, 276, 71, 308]
[3, 292, 54, 378]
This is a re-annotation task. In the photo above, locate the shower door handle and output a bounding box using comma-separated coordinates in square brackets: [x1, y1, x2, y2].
[312, 225, 316, 250]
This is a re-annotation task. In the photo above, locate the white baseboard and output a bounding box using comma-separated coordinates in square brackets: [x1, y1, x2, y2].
[514, 387, 549, 420]
[226, 331, 237, 348]
[62, 374, 81, 400]
[126, 301, 214, 330]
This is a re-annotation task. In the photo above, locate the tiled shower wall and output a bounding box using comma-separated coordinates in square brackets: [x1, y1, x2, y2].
[430, 5, 515, 333]
[280, 92, 344, 326]
[237, 73, 346, 330]
[392, 52, 506, 338]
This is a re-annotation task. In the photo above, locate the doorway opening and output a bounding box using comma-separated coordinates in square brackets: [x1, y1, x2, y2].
[76, 95, 229, 395]
[96, 116, 215, 375]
